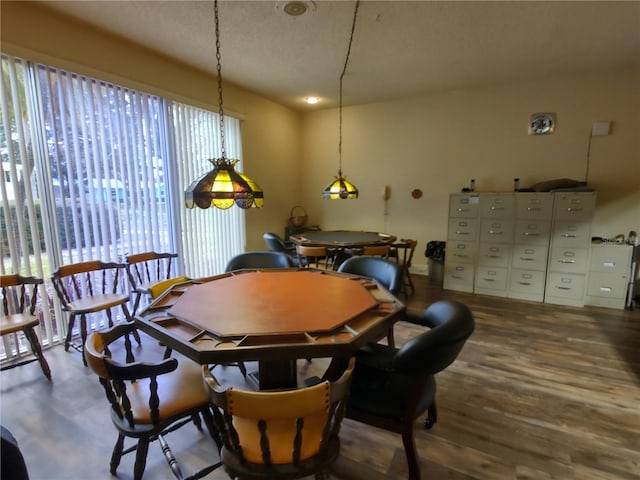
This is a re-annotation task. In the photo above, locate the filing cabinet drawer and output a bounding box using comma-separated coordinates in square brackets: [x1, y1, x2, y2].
[509, 269, 546, 300]
[516, 193, 553, 220]
[481, 195, 515, 219]
[545, 273, 586, 303]
[514, 220, 551, 245]
[448, 219, 478, 241]
[551, 221, 591, 247]
[548, 247, 589, 274]
[553, 193, 596, 221]
[478, 243, 512, 267]
[474, 266, 508, 292]
[589, 244, 632, 274]
[447, 241, 476, 264]
[479, 220, 514, 243]
[511, 245, 548, 271]
[443, 263, 475, 293]
[449, 194, 480, 218]
[586, 273, 628, 299]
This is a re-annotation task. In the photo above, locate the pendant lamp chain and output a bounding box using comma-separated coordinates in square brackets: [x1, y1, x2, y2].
[184, 0, 263, 210]
[323, 0, 360, 200]
[214, 0, 227, 161]
[338, 0, 360, 175]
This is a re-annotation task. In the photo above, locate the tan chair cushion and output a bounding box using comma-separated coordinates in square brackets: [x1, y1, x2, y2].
[126, 359, 210, 424]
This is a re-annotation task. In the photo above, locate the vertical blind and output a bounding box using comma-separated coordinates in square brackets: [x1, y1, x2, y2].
[1, 53, 246, 357]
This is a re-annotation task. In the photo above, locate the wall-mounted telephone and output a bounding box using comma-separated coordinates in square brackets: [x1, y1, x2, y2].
[382, 185, 391, 200]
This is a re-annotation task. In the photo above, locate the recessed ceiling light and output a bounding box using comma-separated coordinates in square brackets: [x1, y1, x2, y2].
[305, 97, 319, 105]
[275, 1, 316, 17]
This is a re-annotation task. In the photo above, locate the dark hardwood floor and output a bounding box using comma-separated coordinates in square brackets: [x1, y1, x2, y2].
[1, 274, 639, 480]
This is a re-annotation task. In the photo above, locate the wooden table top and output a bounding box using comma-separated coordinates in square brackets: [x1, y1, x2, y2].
[289, 230, 396, 247]
[135, 269, 405, 366]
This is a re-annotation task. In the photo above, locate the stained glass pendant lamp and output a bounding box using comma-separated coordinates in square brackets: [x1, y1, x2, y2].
[322, 0, 360, 200]
[185, 0, 263, 210]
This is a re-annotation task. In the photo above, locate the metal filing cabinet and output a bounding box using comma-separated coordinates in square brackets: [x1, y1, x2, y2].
[544, 192, 596, 307]
[444, 194, 479, 293]
[509, 193, 553, 302]
[585, 243, 633, 309]
[475, 194, 514, 297]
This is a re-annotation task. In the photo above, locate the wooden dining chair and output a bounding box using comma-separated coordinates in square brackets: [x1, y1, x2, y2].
[362, 244, 391, 258]
[51, 260, 138, 364]
[0, 274, 51, 380]
[203, 357, 355, 480]
[125, 252, 180, 315]
[296, 245, 335, 270]
[85, 322, 222, 480]
[392, 239, 418, 296]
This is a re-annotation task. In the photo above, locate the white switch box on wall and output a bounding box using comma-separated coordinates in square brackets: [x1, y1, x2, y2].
[592, 122, 611, 136]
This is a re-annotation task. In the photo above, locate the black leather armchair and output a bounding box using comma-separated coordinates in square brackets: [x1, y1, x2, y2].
[345, 300, 475, 480]
[224, 251, 294, 271]
[337, 256, 403, 294]
[337, 256, 404, 346]
[263, 232, 300, 266]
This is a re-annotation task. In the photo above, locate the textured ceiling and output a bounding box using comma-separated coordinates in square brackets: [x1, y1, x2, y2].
[39, 0, 640, 111]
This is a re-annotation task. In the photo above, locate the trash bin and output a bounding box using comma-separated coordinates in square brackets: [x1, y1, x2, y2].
[425, 241, 446, 285]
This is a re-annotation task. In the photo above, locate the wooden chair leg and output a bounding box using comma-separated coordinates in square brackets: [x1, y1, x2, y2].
[158, 434, 184, 480]
[65, 313, 77, 351]
[133, 438, 150, 480]
[386, 326, 395, 348]
[23, 326, 51, 379]
[406, 267, 415, 295]
[424, 400, 437, 429]
[110, 433, 125, 475]
[80, 314, 88, 366]
[401, 428, 421, 480]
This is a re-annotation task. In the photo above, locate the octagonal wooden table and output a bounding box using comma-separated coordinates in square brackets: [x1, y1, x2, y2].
[289, 230, 397, 268]
[136, 268, 405, 389]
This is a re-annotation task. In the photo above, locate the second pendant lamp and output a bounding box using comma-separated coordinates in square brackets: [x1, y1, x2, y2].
[323, 0, 360, 200]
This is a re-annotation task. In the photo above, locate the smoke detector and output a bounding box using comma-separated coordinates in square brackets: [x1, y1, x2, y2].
[275, 1, 317, 17]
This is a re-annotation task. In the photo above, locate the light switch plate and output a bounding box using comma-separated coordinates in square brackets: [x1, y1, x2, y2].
[592, 122, 610, 136]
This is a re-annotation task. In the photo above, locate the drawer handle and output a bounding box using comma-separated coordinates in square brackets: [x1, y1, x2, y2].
[561, 234, 577, 238]
[559, 259, 575, 264]
[526, 207, 541, 211]
[487, 255, 502, 258]
[482, 278, 496, 282]
[556, 286, 572, 290]
[490, 206, 504, 210]
[453, 253, 468, 258]
[518, 282, 532, 286]
[455, 231, 469, 235]
[519, 257, 534, 261]
[523, 232, 539, 236]
[566, 208, 583, 212]
[457, 208, 471, 212]
[488, 230, 502, 235]
[451, 275, 464, 279]
[599, 287, 613, 292]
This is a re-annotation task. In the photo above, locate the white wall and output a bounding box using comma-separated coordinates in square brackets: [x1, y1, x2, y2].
[301, 69, 640, 270]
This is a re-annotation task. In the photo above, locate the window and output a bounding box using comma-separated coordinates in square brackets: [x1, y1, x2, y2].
[1, 53, 246, 354]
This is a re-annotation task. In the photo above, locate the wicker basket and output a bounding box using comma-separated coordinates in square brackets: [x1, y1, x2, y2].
[288, 206, 308, 228]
